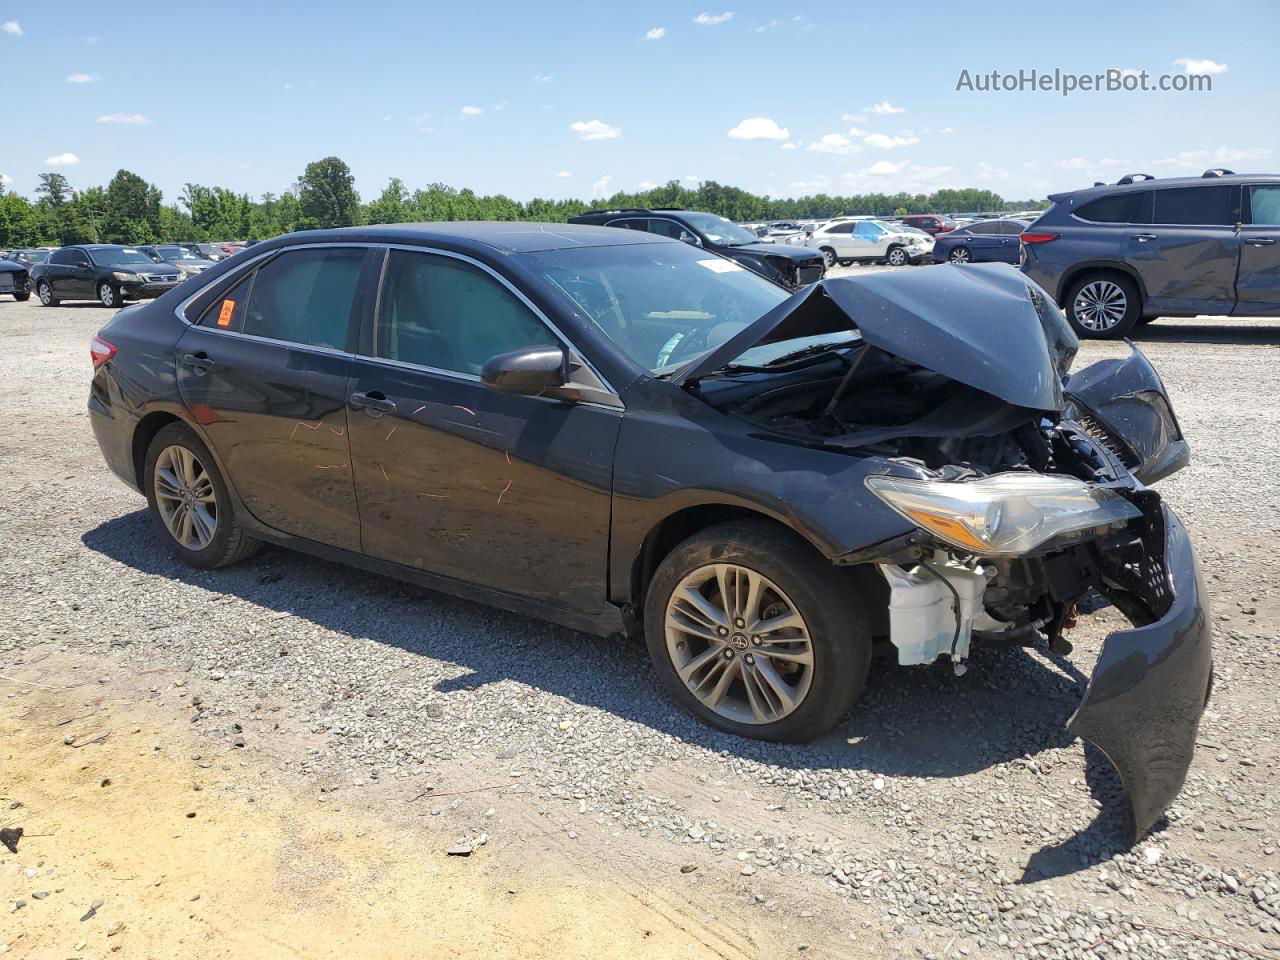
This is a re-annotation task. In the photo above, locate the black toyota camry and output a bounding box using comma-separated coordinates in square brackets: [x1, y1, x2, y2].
[87, 222, 1212, 838]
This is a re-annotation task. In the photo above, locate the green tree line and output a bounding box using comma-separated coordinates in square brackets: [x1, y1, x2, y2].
[0, 155, 1045, 248]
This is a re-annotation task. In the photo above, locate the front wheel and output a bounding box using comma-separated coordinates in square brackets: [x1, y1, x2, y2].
[144, 422, 260, 569]
[948, 246, 972, 264]
[643, 520, 871, 742]
[37, 281, 58, 306]
[98, 282, 120, 308]
[1065, 273, 1141, 339]
[885, 245, 908, 266]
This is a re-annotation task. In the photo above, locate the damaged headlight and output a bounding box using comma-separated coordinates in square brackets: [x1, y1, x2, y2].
[865, 473, 1142, 556]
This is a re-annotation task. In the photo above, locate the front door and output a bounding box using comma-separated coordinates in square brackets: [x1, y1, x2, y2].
[1235, 183, 1280, 316]
[175, 245, 370, 551]
[63, 248, 95, 297]
[346, 247, 621, 615]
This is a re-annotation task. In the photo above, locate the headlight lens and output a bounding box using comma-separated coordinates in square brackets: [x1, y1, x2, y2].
[865, 473, 1142, 556]
[112, 271, 138, 281]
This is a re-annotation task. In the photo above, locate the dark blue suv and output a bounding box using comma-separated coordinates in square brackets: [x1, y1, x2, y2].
[1020, 170, 1280, 338]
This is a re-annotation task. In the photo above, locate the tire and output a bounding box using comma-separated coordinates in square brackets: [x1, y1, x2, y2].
[144, 422, 260, 570]
[37, 281, 58, 306]
[98, 281, 119, 308]
[643, 519, 871, 743]
[1064, 273, 1141, 339]
[885, 245, 908, 267]
[819, 247, 837, 269]
[948, 246, 972, 264]
[12, 291, 30, 301]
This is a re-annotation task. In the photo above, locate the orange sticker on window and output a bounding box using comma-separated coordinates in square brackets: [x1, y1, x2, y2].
[216, 299, 236, 327]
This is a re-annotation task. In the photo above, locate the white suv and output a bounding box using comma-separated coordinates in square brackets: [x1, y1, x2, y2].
[806, 219, 934, 267]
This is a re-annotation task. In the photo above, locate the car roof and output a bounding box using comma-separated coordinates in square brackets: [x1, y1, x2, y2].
[272, 221, 675, 254]
[1054, 172, 1280, 202]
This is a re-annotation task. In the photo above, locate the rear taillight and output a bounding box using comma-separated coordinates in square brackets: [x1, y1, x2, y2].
[90, 335, 116, 368]
[1020, 232, 1060, 244]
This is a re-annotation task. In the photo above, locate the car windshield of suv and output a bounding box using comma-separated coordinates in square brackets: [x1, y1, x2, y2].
[677, 212, 761, 247]
[158, 245, 201, 261]
[22, 250, 50, 262]
[89, 247, 156, 267]
[519, 241, 811, 374]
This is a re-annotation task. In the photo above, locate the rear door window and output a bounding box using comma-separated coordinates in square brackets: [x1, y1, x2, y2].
[197, 273, 253, 332]
[823, 222, 854, 234]
[240, 248, 364, 350]
[1152, 186, 1238, 226]
[1075, 191, 1153, 224]
[1247, 185, 1280, 225]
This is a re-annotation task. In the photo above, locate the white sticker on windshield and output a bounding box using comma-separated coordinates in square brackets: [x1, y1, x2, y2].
[696, 258, 745, 273]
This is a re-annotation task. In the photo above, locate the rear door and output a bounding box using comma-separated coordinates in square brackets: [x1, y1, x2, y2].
[346, 246, 622, 615]
[175, 245, 372, 551]
[964, 222, 1003, 258]
[1135, 184, 1241, 315]
[1235, 183, 1280, 315]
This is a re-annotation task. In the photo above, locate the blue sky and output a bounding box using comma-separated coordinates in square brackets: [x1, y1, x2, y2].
[2, 0, 1276, 205]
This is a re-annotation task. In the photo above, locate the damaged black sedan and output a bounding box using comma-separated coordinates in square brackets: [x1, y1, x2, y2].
[86, 223, 1211, 839]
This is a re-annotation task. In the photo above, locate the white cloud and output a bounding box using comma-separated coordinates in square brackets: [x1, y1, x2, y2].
[556, 170, 572, 177]
[492, 101, 507, 112]
[1055, 157, 1091, 170]
[1, 20, 22, 36]
[65, 72, 98, 84]
[0, 173, 12, 187]
[283, 82, 297, 90]
[684, 175, 701, 184]
[780, 142, 797, 150]
[1174, 57, 1228, 75]
[727, 117, 789, 141]
[693, 11, 734, 25]
[461, 105, 485, 116]
[976, 161, 1011, 181]
[806, 132, 860, 155]
[1153, 145, 1271, 168]
[638, 180, 657, 190]
[754, 18, 782, 32]
[868, 100, 906, 115]
[97, 112, 152, 125]
[863, 131, 920, 149]
[533, 73, 552, 83]
[864, 159, 908, 176]
[591, 174, 613, 198]
[645, 26, 666, 39]
[571, 119, 621, 141]
[46, 153, 80, 166]
[841, 113, 866, 123]
[846, 126, 867, 136]
[939, 127, 956, 134]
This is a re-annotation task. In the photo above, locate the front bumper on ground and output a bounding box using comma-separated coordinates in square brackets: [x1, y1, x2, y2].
[1069, 502, 1213, 839]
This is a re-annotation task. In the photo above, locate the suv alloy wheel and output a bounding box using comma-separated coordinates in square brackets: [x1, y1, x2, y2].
[1065, 273, 1141, 339]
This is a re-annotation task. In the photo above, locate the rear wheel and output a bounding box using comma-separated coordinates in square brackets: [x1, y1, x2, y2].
[885, 245, 908, 266]
[643, 520, 871, 742]
[948, 246, 972, 264]
[37, 281, 57, 306]
[819, 247, 837, 268]
[1065, 273, 1141, 339]
[144, 422, 259, 569]
[12, 291, 30, 301]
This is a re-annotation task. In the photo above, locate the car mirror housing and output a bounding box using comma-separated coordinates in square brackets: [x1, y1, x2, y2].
[481, 345, 568, 397]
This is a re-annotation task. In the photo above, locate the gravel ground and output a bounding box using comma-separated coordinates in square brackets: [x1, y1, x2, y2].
[3, 270, 1280, 959]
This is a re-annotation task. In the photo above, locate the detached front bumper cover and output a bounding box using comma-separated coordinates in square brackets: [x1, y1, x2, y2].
[1068, 501, 1213, 839]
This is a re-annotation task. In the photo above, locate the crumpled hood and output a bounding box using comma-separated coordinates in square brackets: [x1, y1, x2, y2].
[673, 263, 1079, 412]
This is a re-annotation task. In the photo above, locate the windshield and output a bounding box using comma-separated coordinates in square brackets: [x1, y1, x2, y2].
[89, 247, 156, 266]
[517, 242, 790, 374]
[677, 212, 760, 246]
[22, 250, 50, 262]
[157, 245, 201, 261]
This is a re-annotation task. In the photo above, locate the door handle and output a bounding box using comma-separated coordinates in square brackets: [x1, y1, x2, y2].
[1131, 233, 1157, 242]
[181, 352, 216, 374]
[349, 390, 397, 414]
[1245, 237, 1277, 245]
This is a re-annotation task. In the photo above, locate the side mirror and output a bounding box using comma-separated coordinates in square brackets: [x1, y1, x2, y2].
[480, 345, 568, 397]
[680, 232, 702, 246]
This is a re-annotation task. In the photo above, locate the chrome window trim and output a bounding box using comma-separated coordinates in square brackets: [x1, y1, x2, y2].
[171, 238, 621, 402]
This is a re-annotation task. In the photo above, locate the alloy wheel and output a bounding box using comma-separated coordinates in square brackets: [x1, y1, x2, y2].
[99, 283, 116, 308]
[821, 248, 836, 268]
[153, 444, 217, 550]
[664, 563, 814, 725]
[949, 247, 971, 264]
[1073, 280, 1128, 332]
[886, 247, 908, 266]
[38, 282, 52, 305]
